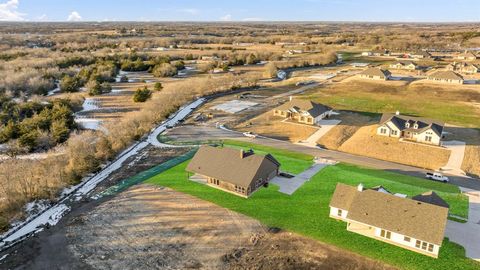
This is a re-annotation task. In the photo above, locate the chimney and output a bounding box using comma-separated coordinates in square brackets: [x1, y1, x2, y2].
[289, 96, 293, 101]
[357, 183, 364, 192]
[395, 110, 400, 115]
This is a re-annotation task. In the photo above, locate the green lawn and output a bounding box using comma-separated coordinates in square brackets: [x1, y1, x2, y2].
[144, 143, 476, 270]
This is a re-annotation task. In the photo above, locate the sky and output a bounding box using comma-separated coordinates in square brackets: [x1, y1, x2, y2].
[0, 0, 479, 22]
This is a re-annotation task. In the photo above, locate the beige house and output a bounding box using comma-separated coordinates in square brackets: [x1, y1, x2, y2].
[446, 62, 479, 74]
[389, 61, 418, 70]
[273, 99, 332, 125]
[186, 146, 280, 198]
[358, 67, 391, 80]
[376, 112, 445, 145]
[456, 51, 478, 61]
[329, 183, 448, 258]
[410, 50, 431, 59]
[426, 70, 464, 84]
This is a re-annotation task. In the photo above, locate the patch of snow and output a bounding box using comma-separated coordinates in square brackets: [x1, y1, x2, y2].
[80, 98, 100, 112]
[46, 82, 60, 96]
[75, 118, 102, 130]
[0, 253, 8, 262]
[24, 200, 50, 217]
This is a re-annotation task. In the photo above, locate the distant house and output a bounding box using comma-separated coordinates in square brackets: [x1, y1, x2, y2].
[329, 183, 448, 258]
[427, 70, 464, 84]
[412, 191, 450, 209]
[371, 49, 390, 56]
[358, 67, 391, 80]
[377, 112, 445, 145]
[361, 51, 373, 56]
[446, 62, 479, 74]
[410, 50, 431, 59]
[389, 61, 418, 70]
[273, 98, 332, 125]
[456, 51, 478, 61]
[186, 146, 280, 198]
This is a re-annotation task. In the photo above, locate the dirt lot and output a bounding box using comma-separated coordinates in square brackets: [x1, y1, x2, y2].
[338, 125, 451, 170]
[317, 111, 377, 149]
[235, 112, 318, 143]
[66, 184, 394, 270]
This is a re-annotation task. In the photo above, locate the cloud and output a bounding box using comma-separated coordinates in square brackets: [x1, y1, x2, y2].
[220, 14, 232, 21]
[37, 14, 47, 21]
[242, 17, 263, 21]
[0, 0, 26, 21]
[67, 11, 82, 21]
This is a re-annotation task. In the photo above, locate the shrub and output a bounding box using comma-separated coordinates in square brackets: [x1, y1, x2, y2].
[154, 82, 163, 91]
[133, 86, 152, 102]
[60, 75, 80, 93]
[152, 63, 177, 77]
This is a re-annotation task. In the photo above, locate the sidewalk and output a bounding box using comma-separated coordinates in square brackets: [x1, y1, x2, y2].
[295, 120, 341, 147]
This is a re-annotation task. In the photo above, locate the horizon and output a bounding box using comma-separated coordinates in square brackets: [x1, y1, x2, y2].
[0, 0, 479, 23]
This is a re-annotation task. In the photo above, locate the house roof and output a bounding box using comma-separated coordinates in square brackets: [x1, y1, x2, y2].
[330, 183, 448, 245]
[359, 67, 391, 78]
[392, 61, 417, 67]
[428, 70, 464, 81]
[379, 113, 445, 136]
[369, 185, 392, 194]
[186, 145, 280, 187]
[459, 51, 477, 58]
[412, 191, 450, 209]
[275, 99, 332, 118]
[412, 50, 431, 57]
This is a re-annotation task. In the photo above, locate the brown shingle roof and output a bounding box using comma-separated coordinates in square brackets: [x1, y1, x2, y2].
[359, 67, 391, 78]
[412, 191, 450, 209]
[275, 99, 332, 118]
[339, 188, 448, 245]
[428, 70, 464, 81]
[329, 183, 359, 210]
[186, 145, 280, 187]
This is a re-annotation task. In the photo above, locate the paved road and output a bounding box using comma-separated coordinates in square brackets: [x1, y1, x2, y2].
[166, 125, 480, 191]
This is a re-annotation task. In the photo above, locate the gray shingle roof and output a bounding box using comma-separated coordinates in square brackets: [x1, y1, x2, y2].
[359, 67, 391, 78]
[275, 99, 332, 118]
[379, 113, 445, 137]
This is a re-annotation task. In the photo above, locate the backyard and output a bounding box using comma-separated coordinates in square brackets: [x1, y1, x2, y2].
[144, 141, 475, 270]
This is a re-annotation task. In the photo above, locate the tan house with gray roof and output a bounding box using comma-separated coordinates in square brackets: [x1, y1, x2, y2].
[377, 112, 445, 145]
[186, 145, 280, 198]
[410, 50, 431, 59]
[273, 99, 332, 125]
[446, 62, 479, 74]
[427, 70, 464, 84]
[329, 183, 448, 258]
[389, 61, 418, 70]
[456, 51, 478, 61]
[358, 67, 391, 80]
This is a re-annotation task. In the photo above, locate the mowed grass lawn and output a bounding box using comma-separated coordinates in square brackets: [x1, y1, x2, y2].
[145, 142, 476, 270]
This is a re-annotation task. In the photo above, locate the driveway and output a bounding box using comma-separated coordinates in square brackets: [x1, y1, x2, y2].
[441, 140, 466, 176]
[445, 188, 480, 261]
[270, 159, 335, 195]
[296, 119, 341, 147]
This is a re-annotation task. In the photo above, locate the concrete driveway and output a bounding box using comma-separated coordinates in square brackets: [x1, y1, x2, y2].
[445, 188, 480, 261]
[296, 119, 342, 147]
[270, 159, 335, 195]
[442, 140, 466, 176]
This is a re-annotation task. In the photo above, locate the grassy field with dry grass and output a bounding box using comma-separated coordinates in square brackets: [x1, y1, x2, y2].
[338, 125, 451, 170]
[235, 112, 318, 143]
[445, 126, 480, 178]
[317, 111, 377, 149]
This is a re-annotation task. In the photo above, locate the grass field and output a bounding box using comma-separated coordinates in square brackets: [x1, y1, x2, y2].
[304, 80, 480, 128]
[144, 141, 474, 270]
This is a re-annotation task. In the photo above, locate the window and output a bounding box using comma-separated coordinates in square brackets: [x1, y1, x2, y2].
[425, 136, 432, 142]
[337, 209, 342, 217]
[404, 236, 411, 242]
[422, 242, 428, 250]
[391, 130, 398, 136]
[380, 229, 391, 239]
[428, 244, 434, 252]
[416, 240, 421, 248]
[405, 122, 410, 128]
[380, 128, 387, 134]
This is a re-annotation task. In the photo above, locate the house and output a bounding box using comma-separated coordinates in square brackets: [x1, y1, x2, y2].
[377, 112, 445, 145]
[329, 183, 448, 258]
[446, 62, 479, 74]
[410, 50, 431, 59]
[412, 191, 450, 209]
[358, 67, 391, 80]
[186, 146, 280, 198]
[456, 51, 478, 61]
[273, 98, 332, 125]
[389, 61, 418, 70]
[372, 49, 389, 56]
[427, 70, 464, 84]
[361, 51, 373, 56]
